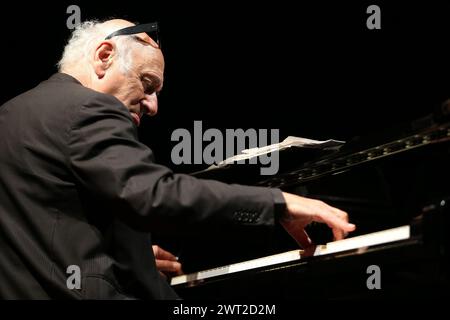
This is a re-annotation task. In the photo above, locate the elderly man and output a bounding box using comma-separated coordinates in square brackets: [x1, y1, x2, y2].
[0, 19, 355, 299]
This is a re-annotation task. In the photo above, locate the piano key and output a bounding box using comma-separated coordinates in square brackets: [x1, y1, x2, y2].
[171, 225, 411, 286]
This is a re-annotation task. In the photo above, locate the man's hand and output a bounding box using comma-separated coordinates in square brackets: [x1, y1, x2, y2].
[152, 245, 183, 279]
[279, 192, 356, 248]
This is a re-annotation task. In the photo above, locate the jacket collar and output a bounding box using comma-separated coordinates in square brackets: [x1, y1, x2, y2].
[47, 73, 82, 85]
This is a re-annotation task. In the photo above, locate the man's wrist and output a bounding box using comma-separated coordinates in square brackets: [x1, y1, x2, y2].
[270, 189, 289, 222]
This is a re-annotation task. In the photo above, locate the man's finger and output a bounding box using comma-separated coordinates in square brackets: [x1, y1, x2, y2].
[313, 208, 355, 234]
[330, 207, 350, 223]
[152, 245, 178, 261]
[155, 259, 183, 274]
[295, 229, 313, 249]
[281, 219, 313, 249]
[332, 227, 345, 241]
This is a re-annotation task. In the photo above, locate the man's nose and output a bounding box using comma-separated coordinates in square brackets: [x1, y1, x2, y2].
[141, 93, 158, 116]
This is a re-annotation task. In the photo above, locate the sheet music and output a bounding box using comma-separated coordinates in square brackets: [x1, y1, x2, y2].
[210, 136, 345, 169]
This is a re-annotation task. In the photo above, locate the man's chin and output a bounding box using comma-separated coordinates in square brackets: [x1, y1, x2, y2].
[130, 112, 141, 126]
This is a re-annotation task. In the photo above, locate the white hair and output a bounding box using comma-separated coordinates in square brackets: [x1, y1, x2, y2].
[57, 20, 142, 74]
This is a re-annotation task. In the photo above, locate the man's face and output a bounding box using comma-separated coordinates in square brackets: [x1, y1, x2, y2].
[100, 35, 165, 126]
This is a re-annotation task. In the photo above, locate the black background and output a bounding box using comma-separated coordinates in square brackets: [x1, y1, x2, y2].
[1, 1, 449, 172]
[0, 1, 449, 305]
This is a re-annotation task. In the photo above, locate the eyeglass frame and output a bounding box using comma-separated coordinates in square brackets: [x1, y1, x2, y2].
[104, 22, 161, 48]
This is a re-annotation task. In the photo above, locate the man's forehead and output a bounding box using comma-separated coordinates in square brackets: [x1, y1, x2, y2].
[102, 19, 135, 33]
[134, 33, 159, 48]
[135, 48, 165, 78]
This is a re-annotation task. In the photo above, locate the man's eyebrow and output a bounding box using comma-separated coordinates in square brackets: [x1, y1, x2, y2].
[142, 74, 163, 91]
[132, 35, 153, 46]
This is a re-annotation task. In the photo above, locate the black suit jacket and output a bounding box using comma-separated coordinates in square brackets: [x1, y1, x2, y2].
[0, 73, 284, 299]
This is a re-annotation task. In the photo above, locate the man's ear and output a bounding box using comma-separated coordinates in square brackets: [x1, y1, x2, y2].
[93, 41, 115, 79]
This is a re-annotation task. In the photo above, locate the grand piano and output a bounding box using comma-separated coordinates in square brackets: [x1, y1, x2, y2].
[165, 106, 450, 299]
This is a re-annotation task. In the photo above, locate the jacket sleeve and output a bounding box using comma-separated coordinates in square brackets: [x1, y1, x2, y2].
[67, 93, 285, 235]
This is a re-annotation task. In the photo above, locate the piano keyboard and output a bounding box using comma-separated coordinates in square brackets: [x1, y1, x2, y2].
[170, 225, 411, 286]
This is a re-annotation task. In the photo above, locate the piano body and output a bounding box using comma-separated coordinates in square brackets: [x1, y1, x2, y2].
[167, 112, 450, 299]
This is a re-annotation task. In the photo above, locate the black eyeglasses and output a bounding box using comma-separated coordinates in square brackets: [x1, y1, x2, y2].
[105, 22, 160, 48]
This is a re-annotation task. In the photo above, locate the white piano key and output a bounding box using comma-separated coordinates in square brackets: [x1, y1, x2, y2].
[171, 225, 411, 286]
